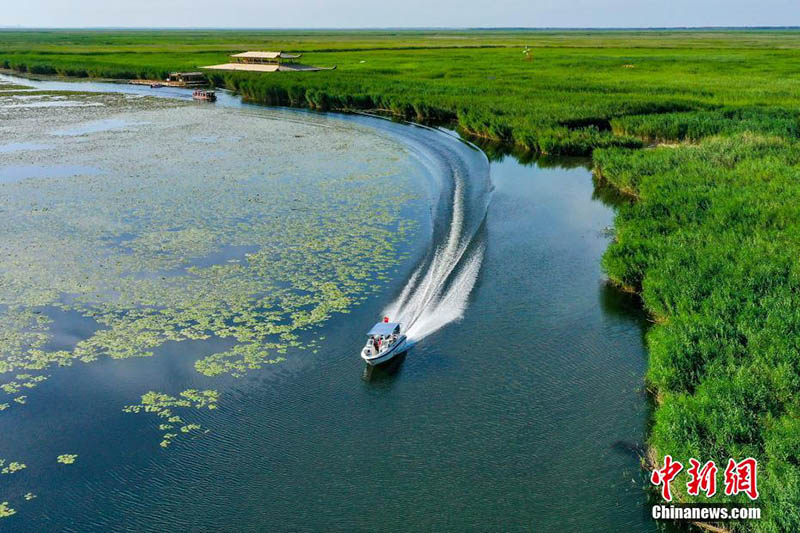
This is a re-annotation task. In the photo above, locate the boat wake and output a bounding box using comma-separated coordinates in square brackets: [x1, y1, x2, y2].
[379, 124, 492, 344]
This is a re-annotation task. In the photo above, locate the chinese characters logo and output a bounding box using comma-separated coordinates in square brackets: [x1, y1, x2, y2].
[651, 456, 759, 501]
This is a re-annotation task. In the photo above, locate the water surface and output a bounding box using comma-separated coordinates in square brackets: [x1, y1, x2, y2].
[0, 74, 653, 531]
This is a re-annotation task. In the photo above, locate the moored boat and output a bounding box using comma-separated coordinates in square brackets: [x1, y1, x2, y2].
[361, 318, 408, 366]
[192, 89, 216, 102]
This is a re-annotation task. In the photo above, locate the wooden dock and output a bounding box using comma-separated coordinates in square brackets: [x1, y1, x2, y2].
[129, 72, 207, 88]
[129, 80, 187, 87]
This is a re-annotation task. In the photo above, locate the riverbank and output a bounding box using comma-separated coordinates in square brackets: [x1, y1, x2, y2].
[595, 131, 800, 532]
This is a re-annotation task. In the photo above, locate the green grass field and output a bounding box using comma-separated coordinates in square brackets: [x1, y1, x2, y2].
[3, 29, 800, 154]
[3, 29, 800, 531]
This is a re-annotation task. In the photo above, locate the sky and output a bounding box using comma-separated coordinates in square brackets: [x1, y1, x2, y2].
[3, 0, 800, 29]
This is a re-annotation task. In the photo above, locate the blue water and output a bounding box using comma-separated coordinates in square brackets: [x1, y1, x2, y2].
[0, 74, 653, 531]
[0, 164, 104, 183]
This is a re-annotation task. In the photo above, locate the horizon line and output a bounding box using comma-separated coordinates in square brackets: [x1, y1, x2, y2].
[1, 25, 800, 31]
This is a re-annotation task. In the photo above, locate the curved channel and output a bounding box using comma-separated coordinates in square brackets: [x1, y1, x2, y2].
[0, 73, 651, 532]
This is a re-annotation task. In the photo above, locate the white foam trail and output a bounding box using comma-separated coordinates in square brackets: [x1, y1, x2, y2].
[384, 162, 487, 343]
[404, 242, 484, 341]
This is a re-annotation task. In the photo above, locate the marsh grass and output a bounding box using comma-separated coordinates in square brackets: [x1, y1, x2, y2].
[596, 133, 800, 531]
[4, 29, 800, 154]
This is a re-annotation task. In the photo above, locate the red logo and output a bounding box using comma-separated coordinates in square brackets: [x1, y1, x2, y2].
[651, 456, 759, 501]
[651, 455, 683, 502]
[724, 458, 759, 500]
[687, 459, 718, 497]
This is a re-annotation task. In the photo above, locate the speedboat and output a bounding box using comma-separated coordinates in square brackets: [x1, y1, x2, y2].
[361, 318, 408, 366]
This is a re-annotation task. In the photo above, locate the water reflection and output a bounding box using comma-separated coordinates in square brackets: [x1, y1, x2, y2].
[362, 351, 408, 383]
[598, 281, 646, 323]
[592, 174, 634, 208]
[0, 142, 53, 153]
[0, 164, 104, 183]
[460, 132, 594, 169]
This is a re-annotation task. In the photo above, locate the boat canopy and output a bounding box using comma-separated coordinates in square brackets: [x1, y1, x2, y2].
[367, 322, 401, 336]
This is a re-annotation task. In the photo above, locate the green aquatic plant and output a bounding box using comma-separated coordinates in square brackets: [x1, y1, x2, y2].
[194, 343, 285, 377]
[1, 374, 48, 395]
[124, 389, 219, 447]
[160, 434, 178, 448]
[596, 132, 800, 531]
[24, 493, 36, 501]
[0, 309, 53, 375]
[0, 99, 419, 382]
[57, 454, 78, 465]
[1, 462, 26, 474]
[0, 501, 15, 518]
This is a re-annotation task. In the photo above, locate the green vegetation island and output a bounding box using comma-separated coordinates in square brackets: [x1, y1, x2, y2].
[3, 28, 800, 531]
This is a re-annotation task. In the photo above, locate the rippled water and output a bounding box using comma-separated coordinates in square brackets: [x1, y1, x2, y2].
[0, 142, 53, 154]
[0, 164, 104, 183]
[0, 74, 653, 531]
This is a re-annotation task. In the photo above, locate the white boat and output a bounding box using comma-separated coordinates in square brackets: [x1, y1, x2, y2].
[192, 89, 216, 102]
[361, 319, 408, 366]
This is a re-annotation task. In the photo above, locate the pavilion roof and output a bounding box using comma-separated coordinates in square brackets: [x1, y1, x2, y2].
[201, 63, 280, 72]
[230, 51, 301, 59]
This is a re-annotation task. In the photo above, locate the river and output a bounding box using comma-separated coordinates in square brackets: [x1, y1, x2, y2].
[0, 73, 653, 531]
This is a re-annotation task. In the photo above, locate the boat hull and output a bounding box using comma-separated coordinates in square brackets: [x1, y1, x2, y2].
[361, 335, 408, 366]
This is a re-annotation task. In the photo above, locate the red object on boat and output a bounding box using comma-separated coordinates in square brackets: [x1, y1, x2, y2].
[383, 316, 389, 323]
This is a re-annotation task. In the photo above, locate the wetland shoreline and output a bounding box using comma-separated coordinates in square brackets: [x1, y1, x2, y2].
[0, 68, 521, 157]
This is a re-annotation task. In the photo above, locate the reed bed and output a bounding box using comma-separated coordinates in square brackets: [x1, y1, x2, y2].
[4, 30, 800, 155]
[596, 133, 800, 531]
